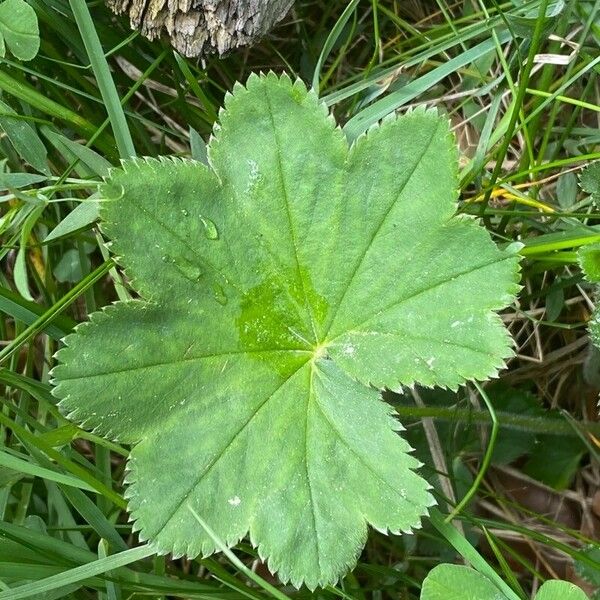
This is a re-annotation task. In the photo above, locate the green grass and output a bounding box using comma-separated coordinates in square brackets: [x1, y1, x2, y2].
[0, 0, 599, 598]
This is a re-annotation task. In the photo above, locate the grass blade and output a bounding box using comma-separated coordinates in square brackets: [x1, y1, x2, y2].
[68, 0, 135, 158]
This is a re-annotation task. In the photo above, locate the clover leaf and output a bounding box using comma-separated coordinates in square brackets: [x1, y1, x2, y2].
[51, 73, 520, 589]
[420, 564, 589, 600]
[0, 0, 40, 61]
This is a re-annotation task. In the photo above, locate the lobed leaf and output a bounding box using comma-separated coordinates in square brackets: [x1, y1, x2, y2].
[577, 243, 600, 283]
[52, 73, 520, 588]
[580, 162, 600, 206]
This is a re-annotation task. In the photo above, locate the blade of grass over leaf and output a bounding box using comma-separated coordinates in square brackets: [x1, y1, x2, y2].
[444, 382, 499, 523]
[429, 509, 522, 600]
[188, 505, 292, 600]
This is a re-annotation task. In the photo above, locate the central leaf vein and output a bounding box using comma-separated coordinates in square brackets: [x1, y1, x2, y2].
[263, 86, 319, 345]
[304, 365, 323, 573]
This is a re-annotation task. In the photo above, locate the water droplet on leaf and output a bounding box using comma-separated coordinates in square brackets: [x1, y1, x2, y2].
[103, 183, 125, 201]
[176, 260, 203, 282]
[212, 283, 228, 305]
[200, 216, 219, 240]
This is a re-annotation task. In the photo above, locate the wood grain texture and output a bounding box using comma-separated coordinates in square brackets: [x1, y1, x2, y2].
[106, 0, 294, 57]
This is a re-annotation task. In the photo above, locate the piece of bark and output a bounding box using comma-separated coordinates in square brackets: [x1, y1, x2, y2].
[106, 0, 294, 57]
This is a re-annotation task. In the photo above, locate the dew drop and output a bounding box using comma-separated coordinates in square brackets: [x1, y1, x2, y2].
[176, 260, 203, 282]
[212, 283, 228, 305]
[181, 208, 189, 217]
[161, 254, 175, 264]
[200, 216, 219, 240]
[103, 183, 125, 201]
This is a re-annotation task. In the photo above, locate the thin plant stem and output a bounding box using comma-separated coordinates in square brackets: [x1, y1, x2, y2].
[444, 382, 499, 523]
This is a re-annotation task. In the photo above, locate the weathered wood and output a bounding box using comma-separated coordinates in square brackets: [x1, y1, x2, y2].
[106, 0, 294, 57]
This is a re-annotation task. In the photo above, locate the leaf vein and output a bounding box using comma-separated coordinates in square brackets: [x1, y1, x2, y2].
[304, 367, 323, 575]
[263, 86, 318, 344]
[331, 253, 514, 341]
[325, 118, 441, 336]
[313, 368, 421, 508]
[58, 348, 310, 381]
[348, 331, 499, 359]
[123, 196, 236, 293]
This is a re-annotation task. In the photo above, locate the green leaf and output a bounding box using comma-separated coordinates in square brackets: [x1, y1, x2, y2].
[189, 126, 208, 165]
[420, 565, 590, 600]
[14, 204, 43, 301]
[0, 99, 48, 174]
[556, 172, 578, 209]
[53, 248, 91, 283]
[0, 0, 40, 61]
[580, 162, 600, 206]
[51, 73, 520, 589]
[535, 580, 590, 600]
[506, 0, 565, 38]
[44, 200, 100, 243]
[489, 385, 544, 464]
[420, 564, 506, 600]
[43, 129, 112, 177]
[0, 172, 47, 191]
[575, 546, 600, 588]
[577, 243, 600, 282]
[523, 434, 585, 490]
